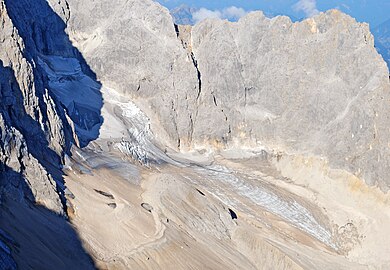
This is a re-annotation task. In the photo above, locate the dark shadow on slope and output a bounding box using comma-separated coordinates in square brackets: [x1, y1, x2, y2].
[0, 165, 96, 270]
[0, 1, 104, 268]
[4, 0, 104, 149]
[228, 208, 237, 220]
[0, 59, 72, 214]
[1, 0, 104, 206]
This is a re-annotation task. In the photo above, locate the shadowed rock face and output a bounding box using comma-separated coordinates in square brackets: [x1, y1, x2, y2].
[0, 0, 101, 268]
[0, 0, 104, 209]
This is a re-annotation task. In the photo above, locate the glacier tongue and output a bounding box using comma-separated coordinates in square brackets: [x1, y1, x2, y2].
[192, 164, 335, 249]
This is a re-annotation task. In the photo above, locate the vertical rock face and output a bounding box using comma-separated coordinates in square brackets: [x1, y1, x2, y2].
[0, 0, 103, 209]
[190, 10, 390, 189]
[0, 1, 100, 268]
[60, 0, 200, 147]
[0, 0, 387, 207]
[0, 0, 69, 214]
[59, 0, 390, 190]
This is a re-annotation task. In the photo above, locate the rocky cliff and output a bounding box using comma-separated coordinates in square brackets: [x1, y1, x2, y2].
[0, 0, 98, 268]
[189, 11, 390, 190]
[0, 0, 104, 211]
[61, 0, 390, 190]
[0, 0, 69, 215]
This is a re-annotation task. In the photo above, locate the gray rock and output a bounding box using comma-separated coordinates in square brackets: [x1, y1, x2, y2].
[107, 203, 117, 209]
[0, 0, 67, 214]
[190, 10, 390, 190]
[61, 0, 200, 148]
[57, 1, 390, 190]
[0, 0, 105, 215]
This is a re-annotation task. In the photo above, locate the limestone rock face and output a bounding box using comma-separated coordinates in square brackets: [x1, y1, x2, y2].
[0, 1, 100, 267]
[62, 0, 199, 147]
[0, 0, 70, 214]
[0, 0, 104, 209]
[190, 11, 390, 189]
[59, 0, 390, 190]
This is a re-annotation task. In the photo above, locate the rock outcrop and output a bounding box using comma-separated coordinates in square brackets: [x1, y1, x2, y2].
[0, 0, 100, 268]
[0, 0, 69, 214]
[190, 10, 390, 190]
[0, 0, 103, 210]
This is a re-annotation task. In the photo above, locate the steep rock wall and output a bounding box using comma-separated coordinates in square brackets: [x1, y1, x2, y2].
[58, 0, 390, 190]
[0, 0, 70, 213]
[191, 10, 390, 190]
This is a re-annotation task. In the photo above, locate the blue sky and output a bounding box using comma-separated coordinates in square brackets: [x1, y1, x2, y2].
[157, 0, 390, 28]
